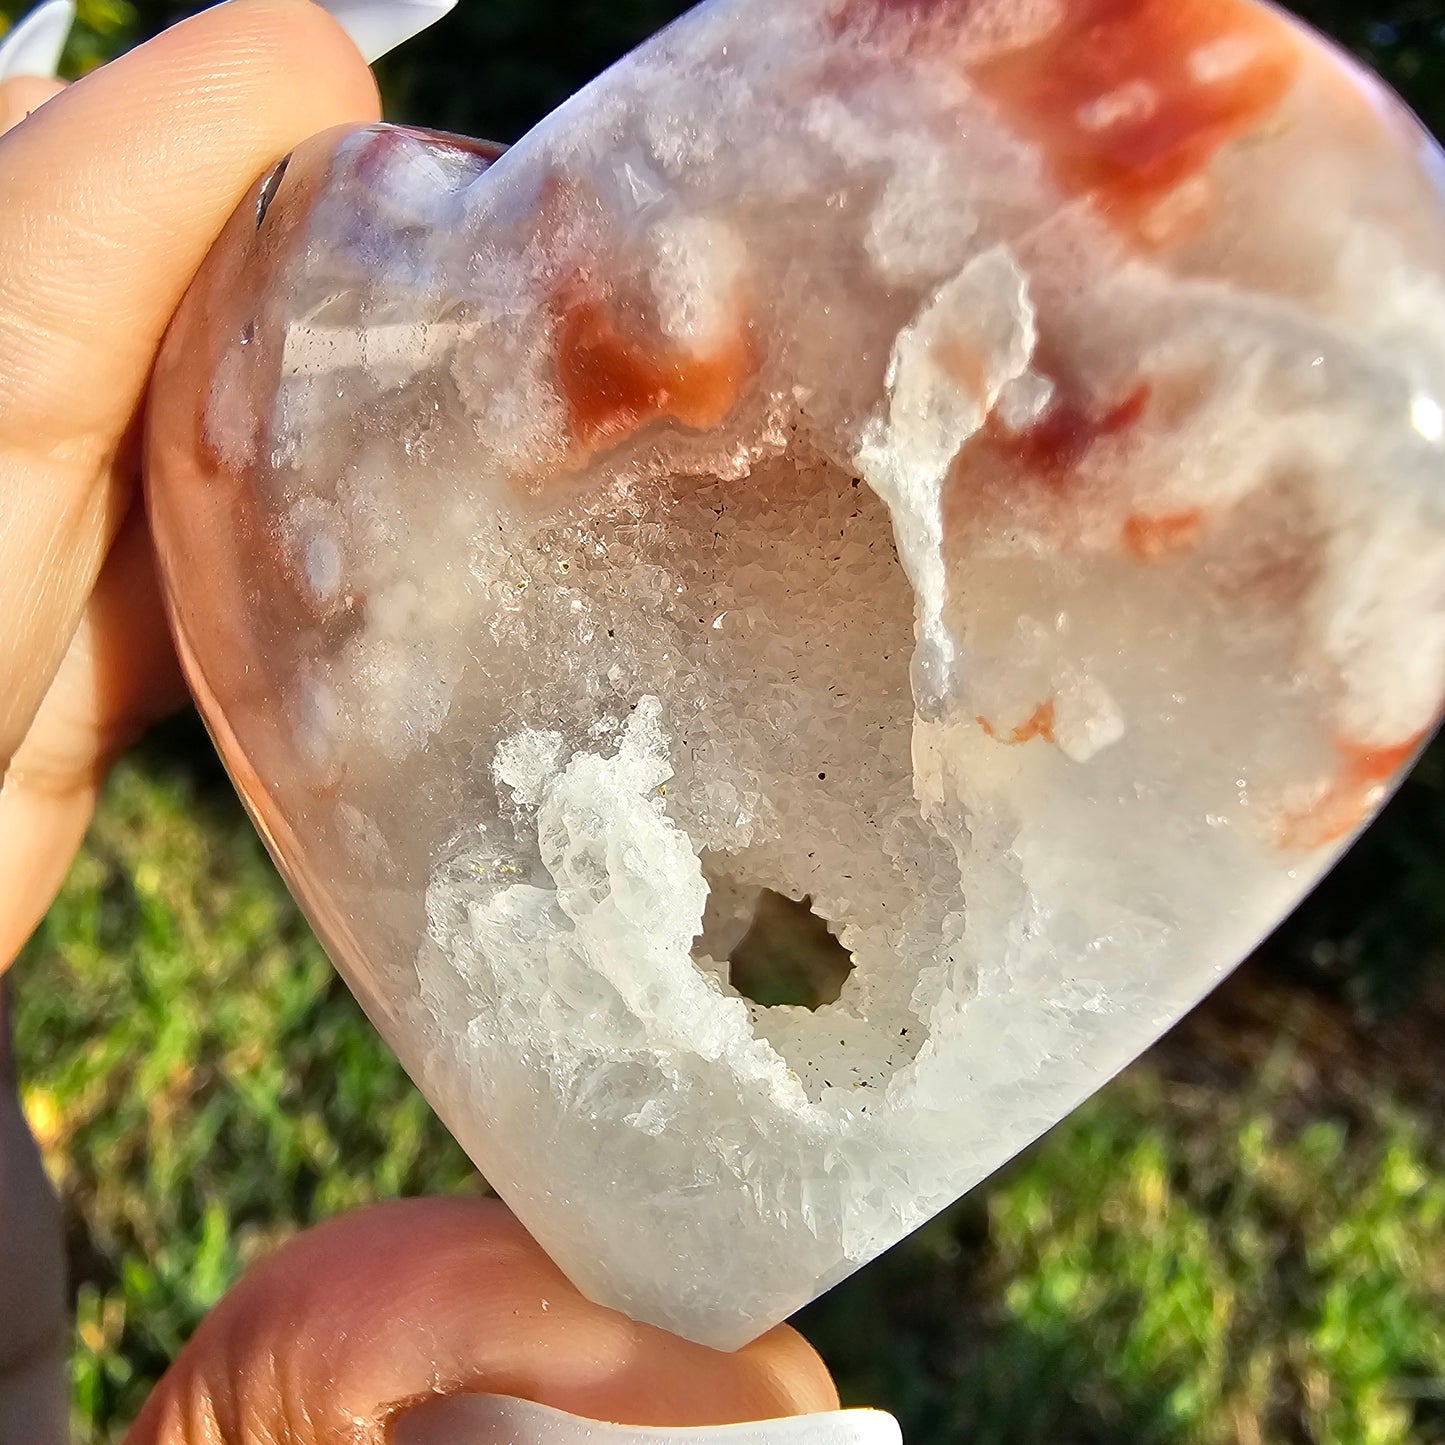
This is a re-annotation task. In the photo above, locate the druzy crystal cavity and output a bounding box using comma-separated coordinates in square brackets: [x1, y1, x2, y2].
[148, 0, 1445, 1347]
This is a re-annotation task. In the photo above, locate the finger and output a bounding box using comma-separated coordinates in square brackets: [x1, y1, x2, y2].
[0, 504, 186, 969]
[0, 76, 65, 132]
[0, 0, 380, 771]
[126, 1198, 839, 1445]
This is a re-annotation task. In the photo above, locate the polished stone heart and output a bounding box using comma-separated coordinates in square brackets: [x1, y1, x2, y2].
[146, 0, 1445, 1349]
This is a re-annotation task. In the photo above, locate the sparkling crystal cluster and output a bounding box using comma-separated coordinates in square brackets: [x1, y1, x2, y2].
[148, 0, 1445, 1347]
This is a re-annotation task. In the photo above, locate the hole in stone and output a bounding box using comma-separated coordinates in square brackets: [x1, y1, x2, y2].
[726, 891, 855, 1010]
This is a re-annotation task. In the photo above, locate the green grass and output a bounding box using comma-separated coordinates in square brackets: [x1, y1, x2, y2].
[12, 740, 1445, 1444]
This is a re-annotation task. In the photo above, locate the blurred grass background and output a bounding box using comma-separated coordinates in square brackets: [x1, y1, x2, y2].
[1, 0, 1443, 1440]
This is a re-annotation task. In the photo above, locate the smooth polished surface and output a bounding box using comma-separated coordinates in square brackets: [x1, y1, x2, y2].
[148, 0, 1445, 1348]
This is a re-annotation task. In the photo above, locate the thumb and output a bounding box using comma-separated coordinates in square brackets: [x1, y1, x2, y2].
[125, 1198, 844, 1444]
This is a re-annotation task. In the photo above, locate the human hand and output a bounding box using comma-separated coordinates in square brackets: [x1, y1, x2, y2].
[0, 1, 377, 1432]
[0, 5, 865, 1440]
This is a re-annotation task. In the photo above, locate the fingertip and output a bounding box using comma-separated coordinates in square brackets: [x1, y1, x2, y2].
[127, 1199, 844, 1445]
[738, 1323, 843, 1418]
[127, 0, 384, 141]
[5, 0, 382, 198]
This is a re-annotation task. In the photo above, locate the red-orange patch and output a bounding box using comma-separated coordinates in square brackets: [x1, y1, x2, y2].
[988, 380, 1151, 489]
[978, 700, 1057, 745]
[1123, 508, 1203, 562]
[554, 282, 754, 455]
[967, 0, 1302, 239]
[933, 336, 991, 404]
[1279, 730, 1427, 850]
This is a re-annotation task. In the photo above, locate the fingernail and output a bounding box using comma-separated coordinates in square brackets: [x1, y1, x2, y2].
[392, 1395, 903, 1445]
[312, 0, 455, 64]
[0, 0, 74, 83]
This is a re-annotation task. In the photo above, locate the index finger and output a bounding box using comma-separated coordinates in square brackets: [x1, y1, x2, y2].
[0, 0, 380, 765]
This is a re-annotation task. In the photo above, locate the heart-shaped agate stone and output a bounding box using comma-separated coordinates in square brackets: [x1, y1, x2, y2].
[147, 0, 1445, 1348]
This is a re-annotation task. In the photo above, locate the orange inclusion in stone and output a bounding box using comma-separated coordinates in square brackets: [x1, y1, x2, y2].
[1123, 508, 1203, 561]
[934, 336, 991, 405]
[1279, 731, 1428, 850]
[990, 381, 1152, 487]
[978, 701, 1057, 745]
[967, 0, 1302, 233]
[554, 285, 754, 453]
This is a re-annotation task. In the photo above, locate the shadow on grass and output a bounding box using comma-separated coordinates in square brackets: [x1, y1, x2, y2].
[128, 708, 232, 799]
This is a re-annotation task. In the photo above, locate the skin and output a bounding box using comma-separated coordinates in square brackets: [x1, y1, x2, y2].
[0, 4, 839, 1439]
